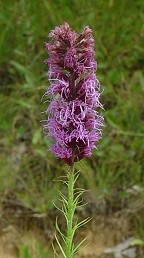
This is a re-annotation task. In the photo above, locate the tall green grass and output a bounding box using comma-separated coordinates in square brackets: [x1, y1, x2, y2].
[0, 0, 144, 247]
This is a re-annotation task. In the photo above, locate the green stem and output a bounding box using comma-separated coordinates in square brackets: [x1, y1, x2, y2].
[66, 163, 75, 258]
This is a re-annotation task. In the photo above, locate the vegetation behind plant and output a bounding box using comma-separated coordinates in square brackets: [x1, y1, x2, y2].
[0, 0, 144, 256]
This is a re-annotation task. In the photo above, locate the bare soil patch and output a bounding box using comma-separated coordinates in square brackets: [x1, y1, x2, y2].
[0, 211, 140, 258]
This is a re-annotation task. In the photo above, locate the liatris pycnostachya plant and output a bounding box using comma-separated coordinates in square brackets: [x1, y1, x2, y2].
[41, 23, 104, 258]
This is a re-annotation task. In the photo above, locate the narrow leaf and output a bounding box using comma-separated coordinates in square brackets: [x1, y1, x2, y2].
[55, 234, 67, 258]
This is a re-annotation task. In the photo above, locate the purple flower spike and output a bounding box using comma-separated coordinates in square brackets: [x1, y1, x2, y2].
[42, 23, 104, 165]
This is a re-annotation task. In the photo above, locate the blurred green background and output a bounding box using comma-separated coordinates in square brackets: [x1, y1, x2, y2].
[0, 0, 144, 257]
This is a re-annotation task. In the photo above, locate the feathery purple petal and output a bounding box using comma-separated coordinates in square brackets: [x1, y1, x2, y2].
[42, 23, 104, 165]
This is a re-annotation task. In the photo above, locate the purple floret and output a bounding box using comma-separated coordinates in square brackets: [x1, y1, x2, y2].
[42, 23, 104, 165]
